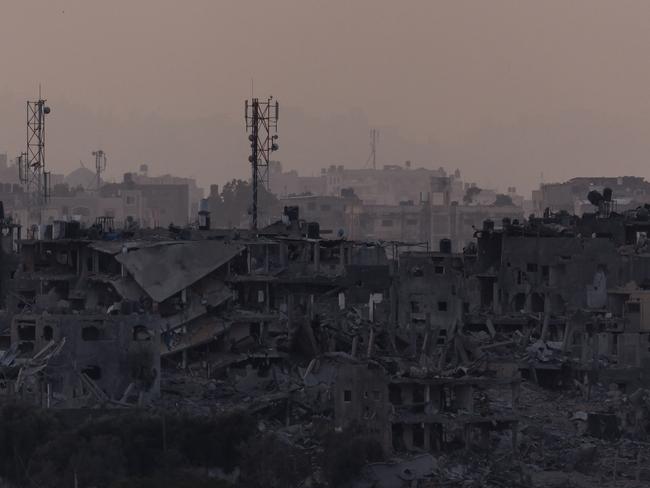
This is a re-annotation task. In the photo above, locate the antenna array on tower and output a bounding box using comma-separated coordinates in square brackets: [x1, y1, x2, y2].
[244, 96, 279, 230]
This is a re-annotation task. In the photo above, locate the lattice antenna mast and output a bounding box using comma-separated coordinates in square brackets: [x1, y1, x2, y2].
[245, 96, 279, 230]
[92, 150, 107, 190]
[364, 129, 379, 169]
[21, 95, 51, 207]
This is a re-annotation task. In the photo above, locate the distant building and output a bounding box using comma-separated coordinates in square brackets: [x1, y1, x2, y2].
[100, 173, 189, 228]
[345, 201, 429, 243]
[280, 193, 359, 237]
[534, 176, 650, 216]
[322, 163, 448, 206]
[65, 165, 98, 190]
[129, 165, 204, 217]
[269, 161, 326, 197]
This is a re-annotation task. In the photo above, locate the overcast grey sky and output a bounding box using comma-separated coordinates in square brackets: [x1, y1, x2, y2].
[3, 0, 650, 195]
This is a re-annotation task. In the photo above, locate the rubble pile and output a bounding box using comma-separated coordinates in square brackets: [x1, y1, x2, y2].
[1, 205, 650, 486]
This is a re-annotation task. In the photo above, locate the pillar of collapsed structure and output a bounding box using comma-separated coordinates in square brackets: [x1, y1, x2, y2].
[265, 283, 270, 313]
[492, 283, 500, 314]
[480, 426, 490, 450]
[287, 293, 294, 337]
[512, 380, 521, 410]
[313, 242, 320, 272]
[423, 425, 431, 451]
[279, 242, 288, 268]
[541, 294, 551, 341]
[92, 250, 99, 273]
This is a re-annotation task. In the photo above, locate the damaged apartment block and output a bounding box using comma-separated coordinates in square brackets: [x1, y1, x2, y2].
[1, 191, 650, 485]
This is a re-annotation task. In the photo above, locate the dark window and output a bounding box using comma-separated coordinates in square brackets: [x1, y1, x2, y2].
[320, 204, 331, 211]
[389, 384, 403, 405]
[434, 266, 444, 274]
[82, 326, 102, 341]
[18, 325, 36, 341]
[82, 366, 102, 381]
[413, 385, 425, 403]
[527, 263, 538, 272]
[406, 219, 418, 225]
[627, 302, 641, 313]
[411, 266, 424, 277]
[410, 301, 421, 313]
[514, 293, 526, 311]
[307, 202, 316, 211]
[531, 293, 545, 313]
[43, 326, 53, 341]
[438, 301, 448, 312]
[133, 325, 151, 341]
[381, 219, 394, 227]
[413, 424, 425, 448]
[372, 390, 381, 401]
[437, 329, 448, 345]
[343, 390, 352, 402]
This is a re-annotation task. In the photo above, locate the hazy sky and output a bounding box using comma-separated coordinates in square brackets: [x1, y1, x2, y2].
[3, 0, 650, 195]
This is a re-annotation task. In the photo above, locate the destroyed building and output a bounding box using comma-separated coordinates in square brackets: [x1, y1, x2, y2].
[0, 190, 649, 486]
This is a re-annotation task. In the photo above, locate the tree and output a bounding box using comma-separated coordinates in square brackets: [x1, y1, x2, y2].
[494, 194, 515, 206]
[463, 186, 482, 205]
[209, 179, 280, 228]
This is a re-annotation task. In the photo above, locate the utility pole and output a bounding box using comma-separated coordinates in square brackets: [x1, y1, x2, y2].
[245, 96, 279, 230]
[370, 129, 378, 170]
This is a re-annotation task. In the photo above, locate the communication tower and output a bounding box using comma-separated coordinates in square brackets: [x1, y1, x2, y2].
[244, 96, 279, 230]
[365, 129, 378, 169]
[19, 93, 51, 207]
[92, 150, 107, 190]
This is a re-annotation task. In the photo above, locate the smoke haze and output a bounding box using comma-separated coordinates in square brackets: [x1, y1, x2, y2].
[2, 1, 650, 193]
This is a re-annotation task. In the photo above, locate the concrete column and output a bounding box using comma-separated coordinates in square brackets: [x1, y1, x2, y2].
[480, 425, 490, 450]
[313, 242, 320, 272]
[92, 250, 99, 273]
[492, 283, 499, 314]
[512, 381, 520, 410]
[265, 283, 270, 313]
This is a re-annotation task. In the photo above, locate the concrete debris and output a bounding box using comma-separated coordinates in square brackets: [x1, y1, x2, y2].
[2, 201, 650, 486]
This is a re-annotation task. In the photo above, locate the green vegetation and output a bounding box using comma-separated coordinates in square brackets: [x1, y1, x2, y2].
[0, 405, 253, 488]
[322, 425, 384, 487]
[209, 179, 281, 228]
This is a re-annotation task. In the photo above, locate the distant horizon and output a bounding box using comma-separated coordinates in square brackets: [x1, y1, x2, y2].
[4, 1, 650, 196]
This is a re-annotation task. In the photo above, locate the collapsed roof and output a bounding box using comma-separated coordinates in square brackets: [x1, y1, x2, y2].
[116, 240, 244, 302]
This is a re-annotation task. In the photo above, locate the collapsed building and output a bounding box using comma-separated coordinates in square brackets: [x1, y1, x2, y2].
[0, 191, 649, 485]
